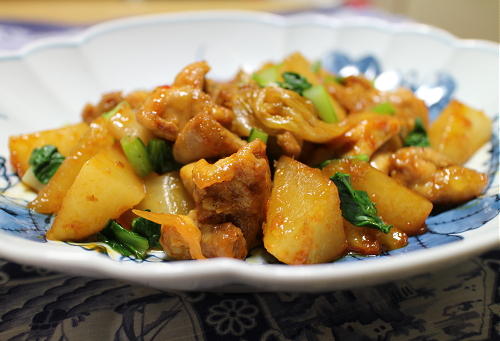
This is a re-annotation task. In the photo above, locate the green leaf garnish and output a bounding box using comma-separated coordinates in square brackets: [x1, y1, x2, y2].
[324, 75, 345, 85]
[277, 72, 338, 123]
[317, 159, 333, 169]
[403, 117, 430, 147]
[96, 233, 133, 257]
[247, 128, 268, 143]
[331, 172, 392, 233]
[99, 220, 149, 259]
[334, 76, 346, 85]
[278, 72, 312, 95]
[132, 214, 161, 249]
[146, 138, 180, 174]
[371, 102, 396, 115]
[28, 145, 65, 184]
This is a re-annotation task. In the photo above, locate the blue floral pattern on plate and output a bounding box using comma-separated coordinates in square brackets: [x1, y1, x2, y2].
[0, 51, 498, 263]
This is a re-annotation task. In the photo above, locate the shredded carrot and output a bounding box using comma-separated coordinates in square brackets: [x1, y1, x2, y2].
[132, 209, 206, 259]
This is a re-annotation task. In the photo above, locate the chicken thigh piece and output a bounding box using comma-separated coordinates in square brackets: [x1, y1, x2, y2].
[190, 140, 272, 248]
[173, 113, 246, 164]
[173, 61, 210, 89]
[200, 222, 248, 259]
[388, 147, 488, 205]
[137, 86, 234, 141]
[137, 61, 234, 141]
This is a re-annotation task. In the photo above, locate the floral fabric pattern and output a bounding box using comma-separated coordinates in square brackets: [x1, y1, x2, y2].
[0, 250, 499, 340]
[206, 299, 258, 336]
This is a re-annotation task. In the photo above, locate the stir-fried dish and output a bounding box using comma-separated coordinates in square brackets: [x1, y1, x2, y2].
[8, 52, 492, 264]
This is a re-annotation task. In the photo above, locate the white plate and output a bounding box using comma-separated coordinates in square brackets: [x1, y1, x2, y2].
[0, 11, 498, 292]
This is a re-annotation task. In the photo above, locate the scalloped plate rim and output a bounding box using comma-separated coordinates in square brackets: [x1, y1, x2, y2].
[0, 223, 497, 291]
[0, 11, 498, 61]
[0, 11, 498, 291]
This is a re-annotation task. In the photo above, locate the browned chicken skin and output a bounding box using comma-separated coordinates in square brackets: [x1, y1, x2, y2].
[173, 61, 210, 89]
[173, 113, 246, 164]
[125, 91, 150, 111]
[379, 88, 429, 136]
[307, 113, 401, 166]
[200, 222, 248, 259]
[81, 91, 150, 123]
[82, 91, 123, 123]
[326, 76, 378, 113]
[369, 136, 404, 174]
[331, 112, 401, 157]
[388, 147, 488, 205]
[326, 76, 429, 136]
[136, 61, 234, 141]
[137, 86, 234, 141]
[207, 73, 263, 137]
[157, 211, 204, 260]
[159, 208, 247, 260]
[160, 222, 192, 260]
[190, 140, 272, 249]
[276, 131, 303, 158]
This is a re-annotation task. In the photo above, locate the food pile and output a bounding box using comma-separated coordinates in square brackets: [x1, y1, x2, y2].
[8, 53, 492, 264]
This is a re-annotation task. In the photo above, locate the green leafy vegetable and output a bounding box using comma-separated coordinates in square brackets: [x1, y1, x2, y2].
[331, 172, 392, 233]
[132, 215, 161, 249]
[28, 145, 65, 184]
[247, 128, 269, 143]
[96, 233, 133, 257]
[371, 102, 396, 115]
[317, 154, 370, 169]
[146, 138, 180, 174]
[324, 75, 345, 85]
[120, 136, 153, 177]
[276, 72, 338, 123]
[311, 60, 322, 73]
[334, 76, 346, 85]
[99, 220, 149, 259]
[403, 117, 430, 147]
[253, 66, 279, 87]
[349, 154, 370, 162]
[278, 72, 312, 95]
[109, 221, 149, 253]
[303, 85, 338, 123]
[317, 159, 333, 169]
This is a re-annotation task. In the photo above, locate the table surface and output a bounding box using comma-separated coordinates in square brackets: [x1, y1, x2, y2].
[0, 5, 499, 341]
[0, 0, 343, 24]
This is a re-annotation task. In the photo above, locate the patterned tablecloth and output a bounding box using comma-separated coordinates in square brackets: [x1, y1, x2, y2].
[0, 250, 498, 340]
[0, 6, 499, 341]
